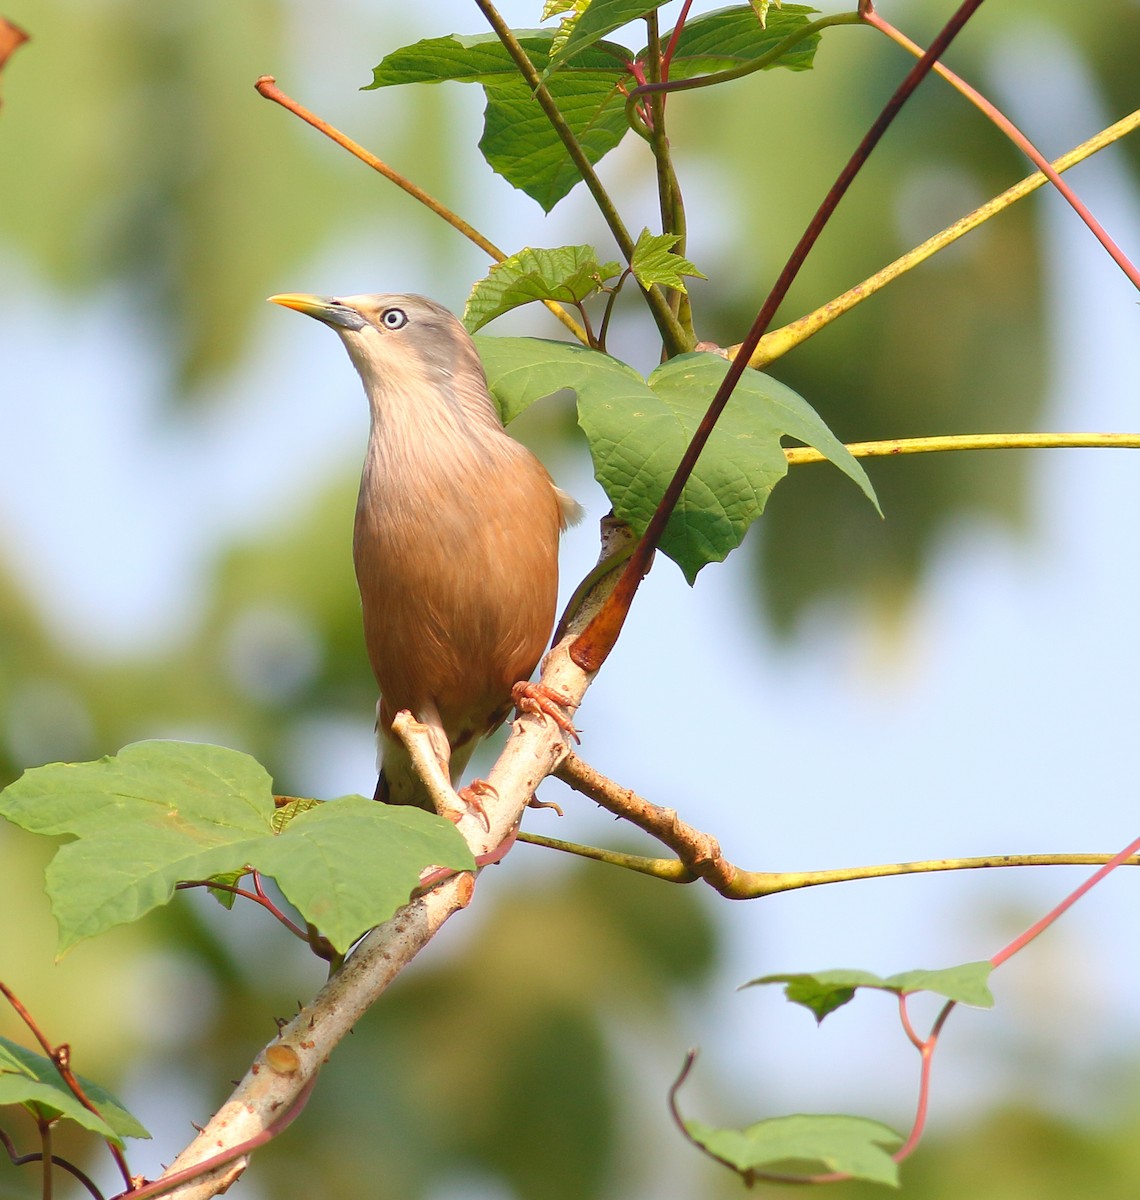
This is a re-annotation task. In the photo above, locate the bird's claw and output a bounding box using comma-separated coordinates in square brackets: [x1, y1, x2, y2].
[455, 780, 496, 831]
[512, 682, 580, 743]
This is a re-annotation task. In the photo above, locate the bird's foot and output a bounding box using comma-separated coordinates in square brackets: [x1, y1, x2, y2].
[455, 779, 497, 831]
[512, 682, 580, 743]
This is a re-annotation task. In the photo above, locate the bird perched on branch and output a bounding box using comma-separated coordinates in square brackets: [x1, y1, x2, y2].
[268, 292, 581, 819]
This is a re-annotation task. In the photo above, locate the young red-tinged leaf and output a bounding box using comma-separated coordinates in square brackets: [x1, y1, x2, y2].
[0, 742, 472, 954]
[367, 32, 633, 211]
[0, 1038, 150, 1144]
[542, 0, 661, 78]
[684, 1113, 902, 1186]
[629, 229, 706, 293]
[748, 962, 995, 1022]
[464, 245, 622, 333]
[477, 339, 877, 582]
[543, 0, 592, 58]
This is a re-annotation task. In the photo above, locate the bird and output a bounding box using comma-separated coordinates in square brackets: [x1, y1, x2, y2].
[268, 292, 581, 821]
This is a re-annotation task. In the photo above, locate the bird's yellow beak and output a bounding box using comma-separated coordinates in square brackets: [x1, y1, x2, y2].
[268, 293, 367, 331]
[268, 292, 328, 317]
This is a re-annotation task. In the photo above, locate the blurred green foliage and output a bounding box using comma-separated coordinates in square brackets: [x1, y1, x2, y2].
[1, 0, 1138, 1196]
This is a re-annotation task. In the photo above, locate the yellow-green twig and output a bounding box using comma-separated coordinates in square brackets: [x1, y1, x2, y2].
[786, 431, 1140, 467]
[517, 833, 1140, 896]
[732, 108, 1140, 368]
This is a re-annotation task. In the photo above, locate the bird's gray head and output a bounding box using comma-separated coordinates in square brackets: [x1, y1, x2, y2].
[268, 292, 490, 411]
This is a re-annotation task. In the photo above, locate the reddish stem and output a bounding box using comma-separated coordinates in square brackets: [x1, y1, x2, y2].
[893, 999, 956, 1163]
[660, 0, 695, 77]
[107, 1076, 318, 1200]
[0, 981, 134, 1191]
[991, 833, 1140, 968]
[891, 834, 1140, 1166]
[175, 876, 309, 942]
[897, 993, 925, 1050]
[862, 4, 1140, 291]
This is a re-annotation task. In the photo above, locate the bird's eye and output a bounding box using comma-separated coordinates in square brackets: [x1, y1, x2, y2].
[380, 308, 407, 330]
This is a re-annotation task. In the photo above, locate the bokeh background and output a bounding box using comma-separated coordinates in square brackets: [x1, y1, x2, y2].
[2, 0, 1139, 1196]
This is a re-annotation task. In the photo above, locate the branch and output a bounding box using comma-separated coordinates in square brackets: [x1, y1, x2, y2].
[532, 759, 1140, 895]
[731, 108, 1140, 367]
[471, 0, 691, 357]
[143, 522, 628, 1198]
[863, 4, 1140, 291]
[785, 430, 1140, 466]
[554, 753, 741, 893]
[0, 1126, 104, 1200]
[253, 76, 589, 345]
[0, 982, 133, 1192]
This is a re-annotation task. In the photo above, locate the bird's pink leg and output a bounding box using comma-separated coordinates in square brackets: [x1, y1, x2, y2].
[511, 681, 580, 742]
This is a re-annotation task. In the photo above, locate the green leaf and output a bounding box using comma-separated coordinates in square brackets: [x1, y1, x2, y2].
[476, 333, 646, 425]
[881, 963, 995, 1008]
[368, 30, 560, 86]
[629, 228, 705, 293]
[0, 1038, 149, 1143]
[612, 353, 878, 581]
[255, 799, 472, 956]
[479, 74, 628, 211]
[667, 4, 821, 80]
[747, 969, 885, 1021]
[368, 32, 634, 211]
[0, 741, 474, 954]
[0, 741, 275, 951]
[684, 1113, 902, 1186]
[205, 867, 249, 910]
[748, 962, 995, 1022]
[464, 245, 622, 333]
[477, 339, 877, 583]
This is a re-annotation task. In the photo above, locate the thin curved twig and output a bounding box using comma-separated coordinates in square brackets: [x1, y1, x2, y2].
[0, 1126, 104, 1200]
[253, 76, 588, 344]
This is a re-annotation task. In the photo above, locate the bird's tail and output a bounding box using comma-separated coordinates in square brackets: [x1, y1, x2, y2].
[373, 770, 391, 804]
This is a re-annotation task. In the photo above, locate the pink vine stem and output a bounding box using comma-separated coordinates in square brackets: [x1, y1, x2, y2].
[862, 1, 1140, 291]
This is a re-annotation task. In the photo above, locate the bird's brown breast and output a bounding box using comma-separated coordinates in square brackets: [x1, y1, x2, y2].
[353, 435, 563, 746]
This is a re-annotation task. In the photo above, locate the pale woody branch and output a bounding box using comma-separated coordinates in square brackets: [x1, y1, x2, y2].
[150, 524, 629, 1198]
